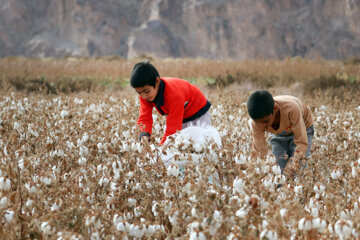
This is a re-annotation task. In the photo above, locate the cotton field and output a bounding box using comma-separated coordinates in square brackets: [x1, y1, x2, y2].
[0, 88, 360, 240]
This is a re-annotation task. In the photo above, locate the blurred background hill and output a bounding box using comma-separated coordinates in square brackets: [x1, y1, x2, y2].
[0, 0, 360, 59]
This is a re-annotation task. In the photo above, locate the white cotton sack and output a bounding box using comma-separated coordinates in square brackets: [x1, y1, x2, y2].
[161, 126, 222, 167]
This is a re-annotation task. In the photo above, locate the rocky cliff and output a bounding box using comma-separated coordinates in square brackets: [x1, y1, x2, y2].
[0, 0, 360, 59]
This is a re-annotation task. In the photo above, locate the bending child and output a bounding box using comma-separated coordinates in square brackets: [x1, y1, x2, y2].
[131, 61, 211, 145]
[247, 90, 314, 174]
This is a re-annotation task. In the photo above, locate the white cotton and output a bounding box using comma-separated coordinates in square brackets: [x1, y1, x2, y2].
[193, 143, 204, 153]
[40, 222, 53, 235]
[129, 224, 144, 238]
[25, 183, 38, 193]
[298, 218, 313, 231]
[312, 218, 327, 232]
[152, 202, 159, 217]
[13, 122, 21, 130]
[128, 198, 137, 207]
[235, 154, 247, 164]
[127, 171, 134, 178]
[233, 178, 246, 194]
[60, 110, 69, 118]
[167, 165, 180, 177]
[169, 211, 179, 226]
[335, 220, 353, 240]
[116, 222, 127, 232]
[4, 210, 14, 222]
[331, 170, 341, 180]
[82, 133, 89, 143]
[41, 177, 52, 186]
[51, 202, 61, 211]
[74, 98, 83, 104]
[260, 229, 278, 240]
[294, 185, 303, 195]
[235, 208, 248, 218]
[98, 177, 109, 187]
[78, 157, 87, 165]
[134, 207, 142, 217]
[189, 231, 207, 240]
[272, 165, 282, 175]
[0, 197, 9, 209]
[280, 208, 287, 217]
[191, 208, 197, 217]
[25, 199, 34, 207]
[0, 177, 11, 191]
[213, 210, 222, 222]
[311, 207, 319, 218]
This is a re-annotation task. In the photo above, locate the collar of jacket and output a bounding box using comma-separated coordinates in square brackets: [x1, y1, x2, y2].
[149, 79, 165, 110]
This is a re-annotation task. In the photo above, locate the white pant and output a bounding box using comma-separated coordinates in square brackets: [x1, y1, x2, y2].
[182, 110, 211, 129]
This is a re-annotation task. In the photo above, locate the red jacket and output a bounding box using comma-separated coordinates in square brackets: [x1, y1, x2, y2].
[137, 77, 211, 145]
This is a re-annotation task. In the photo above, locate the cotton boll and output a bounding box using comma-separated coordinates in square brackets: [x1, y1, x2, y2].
[310, 207, 319, 218]
[312, 218, 327, 232]
[294, 185, 303, 196]
[60, 110, 69, 118]
[78, 157, 87, 166]
[116, 222, 127, 232]
[40, 222, 53, 235]
[0, 177, 11, 191]
[13, 122, 21, 130]
[233, 178, 246, 195]
[41, 177, 52, 186]
[98, 177, 109, 187]
[260, 229, 278, 240]
[129, 224, 144, 238]
[167, 165, 180, 177]
[193, 143, 203, 153]
[4, 210, 14, 222]
[191, 208, 197, 217]
[235, 155, 247, 164]
[298, 217, 313, 231]
[334, 220, 353, 240]
[0, 197, 9, 209]
[280, 209, 287, 218]
[25, 183, 38, 193]
[213, 210, 222, 222]
[128, 198, 137, 207]
[74, 98, 83, 104]
[25, 199, 34, 208]
[189, 231, 207, 240]
[235, 208, 248, 218]
[331, 170, 341, 180]
[169, 211, 179, 226]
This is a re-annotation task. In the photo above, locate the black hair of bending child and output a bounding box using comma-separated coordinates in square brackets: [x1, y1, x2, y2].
[130, 61, 160, 88]
[247, 90, 274, 119]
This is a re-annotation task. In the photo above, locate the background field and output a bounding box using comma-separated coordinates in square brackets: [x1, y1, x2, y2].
[0, 58, 359, 239]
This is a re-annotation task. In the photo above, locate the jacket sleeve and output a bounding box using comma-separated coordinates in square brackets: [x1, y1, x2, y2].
[137, 97, 153, 135]
[251, 121, 268, 158]
[289, 106, 308, 158]
[159, 95, 185, 145]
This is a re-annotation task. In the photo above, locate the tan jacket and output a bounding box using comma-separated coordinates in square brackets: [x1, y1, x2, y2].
[251, 95, 313, 158]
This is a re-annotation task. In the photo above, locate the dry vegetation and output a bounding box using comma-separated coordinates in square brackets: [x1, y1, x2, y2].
[0, 57, 360, 239]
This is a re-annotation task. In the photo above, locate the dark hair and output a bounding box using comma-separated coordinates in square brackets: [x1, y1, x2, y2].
[247, 90, 274, 119]
[130, 61, 160, 88]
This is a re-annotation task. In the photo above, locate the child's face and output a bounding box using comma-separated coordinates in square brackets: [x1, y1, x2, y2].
[253, 107, 278, 128]
[135, 77, 160, 101]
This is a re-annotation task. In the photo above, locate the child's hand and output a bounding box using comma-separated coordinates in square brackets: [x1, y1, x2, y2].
[140, 136, 150, 143]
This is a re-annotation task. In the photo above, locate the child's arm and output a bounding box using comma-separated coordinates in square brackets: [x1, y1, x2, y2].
[289, 107, 308, 159]
[159, 97, 185, 145]
[251, 122, 268, 158]
[137, 97, 154, 137]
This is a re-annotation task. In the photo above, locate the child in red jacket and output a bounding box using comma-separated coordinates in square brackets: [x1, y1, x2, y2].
[130, 61, 211, 145]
